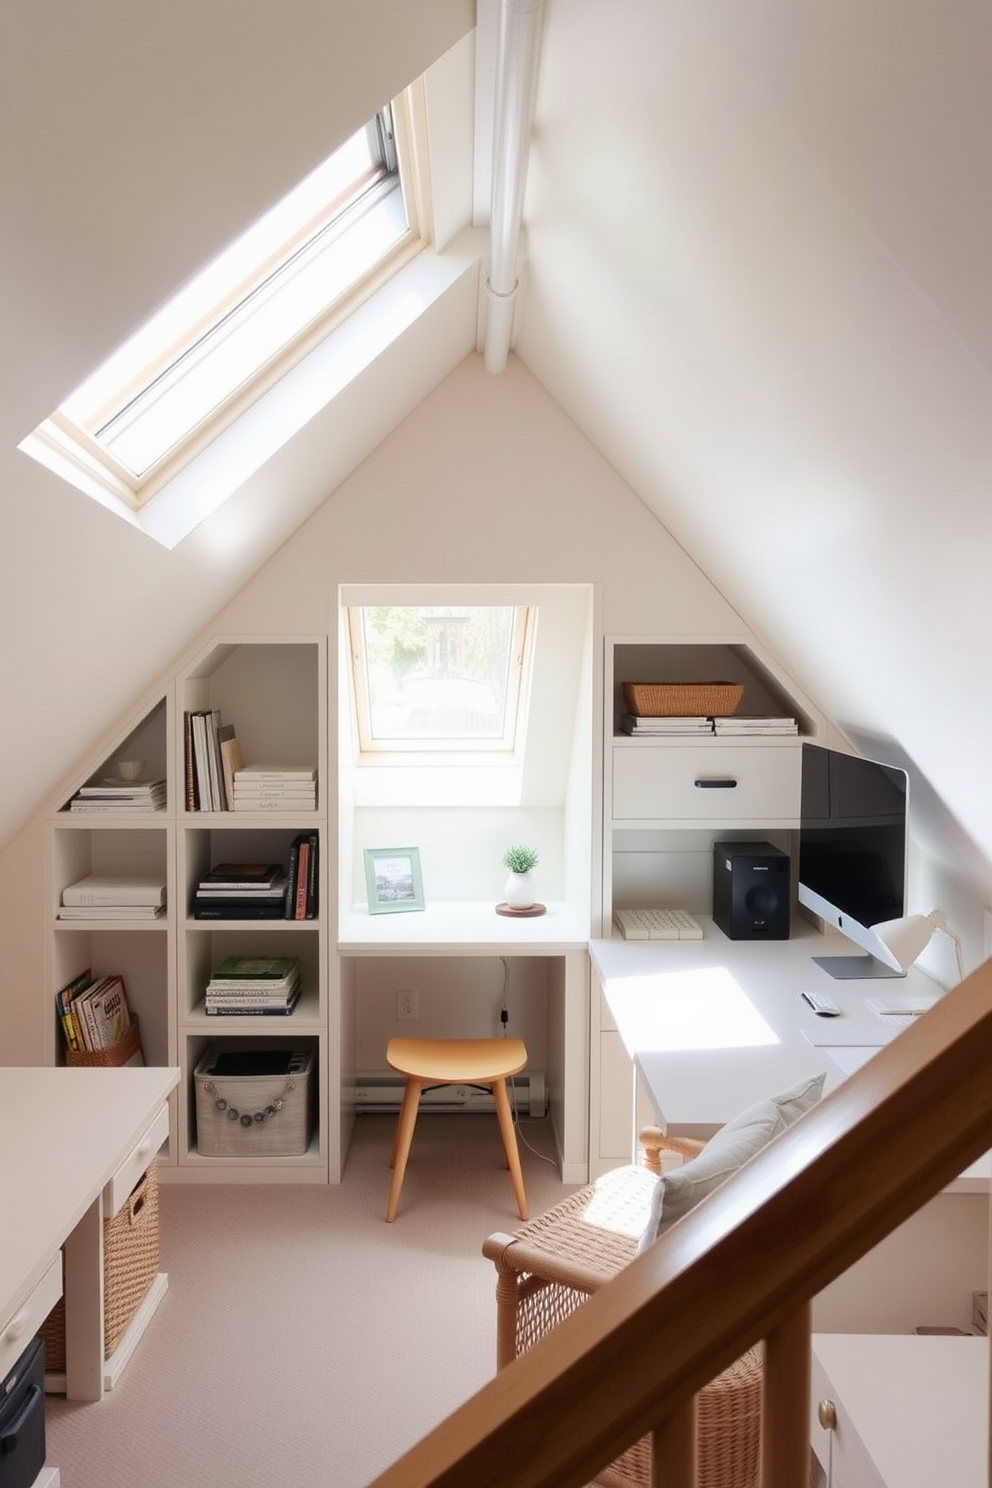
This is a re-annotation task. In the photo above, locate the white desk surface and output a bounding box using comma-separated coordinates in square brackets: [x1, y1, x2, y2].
[590, 917, 940, 1127]
[812, 1332, 988, 1488]
[339, 899, 589, 953]
[590, 919, 991, 1189]
[0, 1065, 179, 1333]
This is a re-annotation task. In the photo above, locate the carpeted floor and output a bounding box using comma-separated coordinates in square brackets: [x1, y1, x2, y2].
[45, 1113, 576, 1488]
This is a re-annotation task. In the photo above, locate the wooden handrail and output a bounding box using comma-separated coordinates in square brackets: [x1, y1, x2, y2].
[366, 957, 992, 1488]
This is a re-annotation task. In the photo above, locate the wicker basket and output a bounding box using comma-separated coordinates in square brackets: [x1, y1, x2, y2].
[622, 681, 745, 718]
[64, 1013, 144, 1068]
[39, 1160, 161, 1369]
[194, 1045, 313, 1157]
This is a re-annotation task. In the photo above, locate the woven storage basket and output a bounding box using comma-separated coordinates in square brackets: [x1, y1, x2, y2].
[65, 1013, 144, 1068]
[194, 1045, 313, 1157]
[622, 680, 744, 718]
[39, 1160, 161, 1370]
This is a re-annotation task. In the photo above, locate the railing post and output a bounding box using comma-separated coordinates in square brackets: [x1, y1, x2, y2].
[650, 1396, 696, 1488]
[762, 1301, 812, 1488]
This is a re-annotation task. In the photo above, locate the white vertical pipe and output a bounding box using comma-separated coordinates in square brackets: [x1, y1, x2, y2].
[484, 0, 545, 374]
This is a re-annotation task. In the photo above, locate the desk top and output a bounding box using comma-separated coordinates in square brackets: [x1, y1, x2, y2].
[812, 1333, 988, 1488]
[0, 1065, 179, 1328]
[590, 918, 941, 1128]
[339, 900, 589, 953]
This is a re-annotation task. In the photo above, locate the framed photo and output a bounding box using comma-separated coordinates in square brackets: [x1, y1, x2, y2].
[364, 847, 425, 914]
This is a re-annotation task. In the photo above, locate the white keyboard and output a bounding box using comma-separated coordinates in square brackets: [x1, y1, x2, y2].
[613, 907, 704, 941]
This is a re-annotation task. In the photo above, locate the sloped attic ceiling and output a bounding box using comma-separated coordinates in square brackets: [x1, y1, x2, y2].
[1, 0, 991, 905]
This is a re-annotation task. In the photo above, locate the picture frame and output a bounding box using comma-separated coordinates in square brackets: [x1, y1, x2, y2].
[363, 847, 425, 914]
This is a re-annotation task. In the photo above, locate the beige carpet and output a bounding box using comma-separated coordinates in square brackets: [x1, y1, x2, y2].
[45, 1113, 576, 1488]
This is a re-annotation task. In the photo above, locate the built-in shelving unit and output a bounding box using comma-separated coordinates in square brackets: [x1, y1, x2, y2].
[590, 634, 825, 1176]
[45, 637, 329, 1184]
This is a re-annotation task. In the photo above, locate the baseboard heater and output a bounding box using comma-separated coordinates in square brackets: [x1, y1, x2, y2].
[355, 1070, 547, 1117]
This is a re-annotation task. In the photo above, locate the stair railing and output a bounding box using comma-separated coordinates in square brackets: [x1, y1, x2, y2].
[366, 956, 992, 1488]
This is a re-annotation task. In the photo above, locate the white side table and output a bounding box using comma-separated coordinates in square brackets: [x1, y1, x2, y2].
[811, 1333, 988, 1487]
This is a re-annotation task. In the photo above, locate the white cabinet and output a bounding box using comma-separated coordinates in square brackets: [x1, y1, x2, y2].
[612, 742, 800, 824]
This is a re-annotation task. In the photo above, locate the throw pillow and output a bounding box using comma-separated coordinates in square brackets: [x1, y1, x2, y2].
[634, 1071, 825, 1254]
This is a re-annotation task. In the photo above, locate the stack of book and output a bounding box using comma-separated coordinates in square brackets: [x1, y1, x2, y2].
[69, 779, 167, 812]
[620, 714, 714, 736]
[192, 861, 289, 919]
[232, 765, 317, 812]
[57, 872, 167, 921]
[184, 710, 243, 811]
[712, 716, 799, 736]
[285, 832, 318, 920]
[204, 955, 302, 1017]
[55, 969, 136, 1054]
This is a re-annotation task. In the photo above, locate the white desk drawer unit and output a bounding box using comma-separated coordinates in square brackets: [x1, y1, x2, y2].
[0, 1253, 62, 1380]
[611, 743, 801, 823]
[103, 1103, 169, 1216]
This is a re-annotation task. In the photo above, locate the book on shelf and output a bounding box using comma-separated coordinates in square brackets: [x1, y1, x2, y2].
[284, 832, 319, 919]
[194, 875, 288, 900]
[232, 781, 317, 797]
[55, 968, 94, 1053]
[192, 897, 289, 920]
[198, 862, 285, 890]
[69, 780, 166, 812]
[231, 796, 316, 813]
[712, 716, 799, 735]
[57, 904, 166, 920]
[209, 955, 301, 982]
[218, 724, 244, 809]
[57, 973, 133, 1052]
[234, 764, 316, 781]
[620, 714, 714, 735]
[205, 988, 302, 1016]
[61, 873, 166, 908]
[185, 708, 234, 810]
[205, 970, 300, 1000]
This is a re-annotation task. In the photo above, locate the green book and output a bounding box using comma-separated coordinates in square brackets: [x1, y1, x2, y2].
[210, 955, 299, 980]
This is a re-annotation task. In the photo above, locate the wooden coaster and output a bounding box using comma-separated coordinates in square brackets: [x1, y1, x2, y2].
[495, 902, 547, 917]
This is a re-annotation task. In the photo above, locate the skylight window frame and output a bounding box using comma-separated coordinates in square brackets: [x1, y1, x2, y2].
[346, 604, 537, 763]
[27, 86, 429, 514]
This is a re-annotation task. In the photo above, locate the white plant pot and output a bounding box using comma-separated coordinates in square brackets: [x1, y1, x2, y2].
[503, 871, 535, 909]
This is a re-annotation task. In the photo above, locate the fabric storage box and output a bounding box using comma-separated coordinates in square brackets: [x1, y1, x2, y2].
[194, 1046, 313, 1157]
[39, 1160, 160, 1370]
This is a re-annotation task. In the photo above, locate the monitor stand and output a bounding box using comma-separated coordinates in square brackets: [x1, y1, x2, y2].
[812, 953, 905, 980]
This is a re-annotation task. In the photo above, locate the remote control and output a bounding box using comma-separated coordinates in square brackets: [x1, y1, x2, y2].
[800, 990, 841, 1017]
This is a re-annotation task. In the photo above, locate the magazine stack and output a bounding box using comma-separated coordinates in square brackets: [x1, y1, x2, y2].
[192, 861, 289, 920]
[204, 955, 301, 1017]
[231, 765, 317, 812]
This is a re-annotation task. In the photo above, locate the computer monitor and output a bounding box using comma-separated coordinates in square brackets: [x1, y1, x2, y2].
[797, 742, 909, 978]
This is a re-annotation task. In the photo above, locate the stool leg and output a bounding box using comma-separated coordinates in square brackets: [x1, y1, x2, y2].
[492, 1077, 528, 1221]
[386, 1077, 423, 1222]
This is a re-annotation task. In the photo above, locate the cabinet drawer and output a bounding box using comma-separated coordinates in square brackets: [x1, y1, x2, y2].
[0, 1253, 62, 1380]
[103, 1103, 169, 1217]
[612, 744, 800, 823]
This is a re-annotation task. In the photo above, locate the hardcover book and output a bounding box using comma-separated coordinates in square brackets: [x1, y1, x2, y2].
[61, 873, 167, 907]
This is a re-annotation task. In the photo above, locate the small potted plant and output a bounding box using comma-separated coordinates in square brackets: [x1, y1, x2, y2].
[502, 845, 539, 909]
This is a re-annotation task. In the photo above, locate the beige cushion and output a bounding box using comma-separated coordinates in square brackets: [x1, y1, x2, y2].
[635, 1072, 826, 1253]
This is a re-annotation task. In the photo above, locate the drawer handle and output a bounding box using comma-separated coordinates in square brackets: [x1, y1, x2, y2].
[4, 1308, 29, 1343]
[136, 1138, 153, 1158]
[694, 778, 738, 789]
[818, 1399, 837, 1430]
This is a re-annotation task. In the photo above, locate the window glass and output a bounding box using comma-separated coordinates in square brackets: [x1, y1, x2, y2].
[349, 605, 534, 753]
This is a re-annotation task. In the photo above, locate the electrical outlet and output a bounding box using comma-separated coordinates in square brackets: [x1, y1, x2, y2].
[396, 988, 418, 1020]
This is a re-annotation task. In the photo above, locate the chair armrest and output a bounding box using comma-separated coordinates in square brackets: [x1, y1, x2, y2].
[639, 1126, 707, 1173]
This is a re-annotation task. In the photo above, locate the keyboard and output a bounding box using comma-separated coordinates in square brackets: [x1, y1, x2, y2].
[613, 907, 704, 941]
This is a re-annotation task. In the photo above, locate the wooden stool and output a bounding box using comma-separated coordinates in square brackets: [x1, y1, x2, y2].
[384, 1036, 529, 1223]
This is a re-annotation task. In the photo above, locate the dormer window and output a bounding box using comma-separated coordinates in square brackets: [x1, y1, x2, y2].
[347, 605, 536, 758]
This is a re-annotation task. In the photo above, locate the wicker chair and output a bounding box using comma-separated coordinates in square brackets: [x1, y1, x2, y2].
[482, 1129, 764, 1488]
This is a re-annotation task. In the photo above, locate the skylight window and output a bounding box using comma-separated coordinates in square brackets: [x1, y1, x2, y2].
[348, 605, 535, 756]
[24, 100, 421, 513]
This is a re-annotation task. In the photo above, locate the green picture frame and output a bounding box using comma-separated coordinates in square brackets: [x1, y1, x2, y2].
[363, 846, 425, 914]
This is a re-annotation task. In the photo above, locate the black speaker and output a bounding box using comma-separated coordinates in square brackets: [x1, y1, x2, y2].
[712, 840, 790, 940]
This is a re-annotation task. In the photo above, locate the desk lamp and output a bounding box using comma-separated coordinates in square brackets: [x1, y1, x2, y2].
[873, 910, 966, 983]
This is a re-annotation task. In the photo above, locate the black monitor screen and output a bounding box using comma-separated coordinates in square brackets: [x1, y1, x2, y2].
[798, 743, 907, 958]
